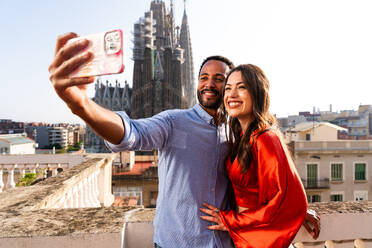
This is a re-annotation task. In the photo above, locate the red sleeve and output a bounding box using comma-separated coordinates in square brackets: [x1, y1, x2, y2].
[219, 131, 288, 230]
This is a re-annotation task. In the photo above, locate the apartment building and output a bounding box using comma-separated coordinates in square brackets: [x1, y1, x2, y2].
[288, 122, 372, 203]
[0, 119, 25, 134]
[294, 140, 372, 203]
[48, 127, 68, 148]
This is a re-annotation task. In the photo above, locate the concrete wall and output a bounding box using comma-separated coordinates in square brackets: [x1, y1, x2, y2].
[311, 125, 338, 141]
[9, 143, 35, 154]
[35, 126, 49, 148]
[296, 125, 338, 141]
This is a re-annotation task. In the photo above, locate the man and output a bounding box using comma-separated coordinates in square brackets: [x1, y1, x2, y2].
[49, 33, 319, 247]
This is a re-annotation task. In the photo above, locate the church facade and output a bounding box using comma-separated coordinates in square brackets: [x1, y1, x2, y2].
[86, 78, 132, 153]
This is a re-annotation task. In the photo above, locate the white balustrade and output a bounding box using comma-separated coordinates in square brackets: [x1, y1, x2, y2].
[78, 181, 85, 208]
[354, 239, 365, 248]
[0, 169, 4, 192]
[82, 178, 90, 207]
[72, 185, 79, 208]
[65, 189, 73, 208]
[94, 170, 100, 206]
[19, 168, 26, 178]
[92, 173, 100, 207]
[0, 154, 115, 209]
[85, 175, 94, 207]
[26, 163, 39, 174]
[5, 164, 16, 189]
[294, 239, 369, 248]
[54, 193, 66, 209]
[324, 240, 334, 248]
[93, 171, 101, 207]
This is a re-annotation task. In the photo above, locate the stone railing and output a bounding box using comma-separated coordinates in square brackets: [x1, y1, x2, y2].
[0, 154, 115, 209]
[0, 154, 126, 248]
[0, 154, 87, 192]
[34, 154, 115, 209]
[301, 178, 330, 189]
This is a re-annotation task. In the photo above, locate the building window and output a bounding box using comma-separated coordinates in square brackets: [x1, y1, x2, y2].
[306, 133, 311, 141]
[354, 191, 368, 201]
[307, 194, 321, 203]
[331, 163, 343, 181]
[113, 186, 143, 205]
[355, 163, 366, 181]
[330, 194, 343, 202]
[307, 163, 318, 188]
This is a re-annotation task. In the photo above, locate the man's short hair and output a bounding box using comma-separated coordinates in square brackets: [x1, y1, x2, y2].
[198, 55, 235, 76]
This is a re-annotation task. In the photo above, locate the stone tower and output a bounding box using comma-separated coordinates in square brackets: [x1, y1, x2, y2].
[180, 0, 195, 108]
[131, 0, 195, 119]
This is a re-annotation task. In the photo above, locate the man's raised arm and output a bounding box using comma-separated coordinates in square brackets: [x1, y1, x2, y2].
[48, 32, 124, 144]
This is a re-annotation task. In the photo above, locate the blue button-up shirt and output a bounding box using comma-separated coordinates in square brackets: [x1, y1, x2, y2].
[105, 104, 232, 248]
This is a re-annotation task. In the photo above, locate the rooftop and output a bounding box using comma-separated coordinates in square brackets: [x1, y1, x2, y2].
[1, 154, 372, 248]
[290, 121, 347, 132]
[0, 134, 35, 145]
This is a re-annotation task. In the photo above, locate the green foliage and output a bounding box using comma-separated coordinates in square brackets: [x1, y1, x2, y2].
[67, 142, 83, 151]
[56, 148, 67, 154]
[16, 173, 37, 187]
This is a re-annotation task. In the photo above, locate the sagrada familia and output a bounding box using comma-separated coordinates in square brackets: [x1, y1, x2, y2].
[86, 0, 195, 152]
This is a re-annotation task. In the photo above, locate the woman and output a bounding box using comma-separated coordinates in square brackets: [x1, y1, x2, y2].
[200, 64, 308, 248]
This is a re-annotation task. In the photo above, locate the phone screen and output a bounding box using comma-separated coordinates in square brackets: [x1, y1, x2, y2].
[68, 29, 124, 78]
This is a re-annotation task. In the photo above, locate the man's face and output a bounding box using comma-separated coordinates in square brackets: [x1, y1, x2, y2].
[197, 60, 229, 110]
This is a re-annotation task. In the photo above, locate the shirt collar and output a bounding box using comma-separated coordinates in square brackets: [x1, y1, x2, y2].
[193, 104, 215, 125]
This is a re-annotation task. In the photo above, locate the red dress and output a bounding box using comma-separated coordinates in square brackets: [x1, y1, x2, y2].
[219, 130, 307, 248]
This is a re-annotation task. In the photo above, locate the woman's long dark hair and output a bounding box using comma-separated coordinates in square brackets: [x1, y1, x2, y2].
[218, 64, 278, 173]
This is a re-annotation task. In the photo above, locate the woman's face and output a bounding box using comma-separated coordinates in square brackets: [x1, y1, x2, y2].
[224, 71, 253, 124]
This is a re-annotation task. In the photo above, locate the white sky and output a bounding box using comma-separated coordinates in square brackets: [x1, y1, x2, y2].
[0, 0, 371, 124]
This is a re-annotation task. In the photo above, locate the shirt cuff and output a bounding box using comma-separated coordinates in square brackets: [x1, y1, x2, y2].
[104, 111, 133, 152]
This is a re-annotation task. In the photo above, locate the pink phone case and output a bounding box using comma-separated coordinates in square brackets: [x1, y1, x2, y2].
[68, 29, 124, 78]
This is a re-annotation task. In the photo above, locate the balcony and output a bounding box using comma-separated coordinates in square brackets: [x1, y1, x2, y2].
[302, 178, 330, 189]
[1, 154, 372, 247]
[295, 140, 372, 153]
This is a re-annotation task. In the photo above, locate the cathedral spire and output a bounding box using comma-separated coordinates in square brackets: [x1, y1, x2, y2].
[180, 0, 196, 107]
[182, 0, 188, 24]
[169, 0, 175, 48]
[183, 0, 187, 17]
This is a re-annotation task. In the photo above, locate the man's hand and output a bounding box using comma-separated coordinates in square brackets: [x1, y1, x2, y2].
[48, 32, 95, 115]
[303, 209, 320, 239]
[48, 32, 125, 145]
[200, 202, 228, 231]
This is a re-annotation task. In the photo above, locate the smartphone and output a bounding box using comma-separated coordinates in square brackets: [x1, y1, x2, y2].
[67, 29, 124, 78]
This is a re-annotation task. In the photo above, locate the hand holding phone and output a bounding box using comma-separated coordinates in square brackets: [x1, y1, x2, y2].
[67, 29, 124, 78]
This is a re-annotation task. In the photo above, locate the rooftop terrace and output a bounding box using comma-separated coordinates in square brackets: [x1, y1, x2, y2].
[1, 154, 371, 248]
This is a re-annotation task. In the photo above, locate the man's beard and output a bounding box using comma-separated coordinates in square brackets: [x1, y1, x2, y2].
[197, 89, 222, 110]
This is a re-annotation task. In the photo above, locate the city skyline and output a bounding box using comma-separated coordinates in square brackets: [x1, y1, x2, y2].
[1, 0, 372, 124]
